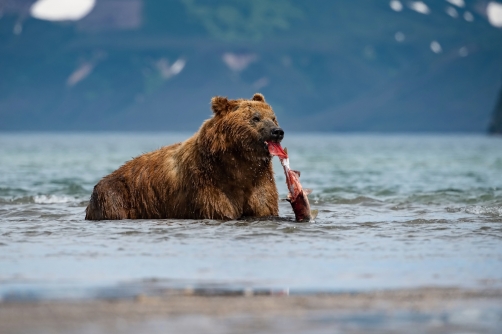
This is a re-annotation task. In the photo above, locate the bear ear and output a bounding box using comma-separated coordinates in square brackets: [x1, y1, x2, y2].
[211, 96, 232, 116]
[252, 93, 266, 103]
[211, 96, 240, 116]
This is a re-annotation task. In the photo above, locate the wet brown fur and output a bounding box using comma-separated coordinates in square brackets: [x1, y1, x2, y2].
[85, 93, 280, 220]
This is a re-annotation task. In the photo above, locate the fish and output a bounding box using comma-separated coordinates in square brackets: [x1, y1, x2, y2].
[267, 142, 318, 222]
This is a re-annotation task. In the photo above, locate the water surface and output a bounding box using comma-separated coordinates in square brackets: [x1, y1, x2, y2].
[1, 133, 501, 299]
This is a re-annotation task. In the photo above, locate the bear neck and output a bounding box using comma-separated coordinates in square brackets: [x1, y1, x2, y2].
[200, 146, 271, 183]
[194, 120, 270, 181]
[187, 136, 269, 193]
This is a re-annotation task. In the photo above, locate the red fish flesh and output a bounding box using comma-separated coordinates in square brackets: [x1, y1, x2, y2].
[267, 142, 317, 222]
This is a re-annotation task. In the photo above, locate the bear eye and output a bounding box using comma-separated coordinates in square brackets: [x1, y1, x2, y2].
[252, 116, 261, 122]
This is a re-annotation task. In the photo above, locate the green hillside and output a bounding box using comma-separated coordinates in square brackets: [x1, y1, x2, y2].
[0, 0, 501, 132]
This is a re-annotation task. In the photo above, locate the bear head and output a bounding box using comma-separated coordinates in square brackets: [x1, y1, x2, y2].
[199, 93, 284, 158]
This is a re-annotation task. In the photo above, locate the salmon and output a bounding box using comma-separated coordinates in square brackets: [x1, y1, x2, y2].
[267, 142, 318, 222]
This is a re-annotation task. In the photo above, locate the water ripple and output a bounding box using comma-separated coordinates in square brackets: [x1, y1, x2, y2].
[1, 134, 502, 298]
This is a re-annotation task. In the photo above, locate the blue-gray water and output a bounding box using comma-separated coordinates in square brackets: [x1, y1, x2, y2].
[1, 133, 501, 300]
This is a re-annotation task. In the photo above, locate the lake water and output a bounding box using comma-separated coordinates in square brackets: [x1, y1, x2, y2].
[1, 133, 501, 300]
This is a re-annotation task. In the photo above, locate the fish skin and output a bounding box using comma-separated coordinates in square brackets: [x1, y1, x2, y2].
[267, 142, 314, 222]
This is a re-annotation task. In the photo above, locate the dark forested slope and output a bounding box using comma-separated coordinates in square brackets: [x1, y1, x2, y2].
[0, 0, 501, 132]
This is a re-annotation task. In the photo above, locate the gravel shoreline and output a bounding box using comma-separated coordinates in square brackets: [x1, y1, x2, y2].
[2, 287, 501, 333]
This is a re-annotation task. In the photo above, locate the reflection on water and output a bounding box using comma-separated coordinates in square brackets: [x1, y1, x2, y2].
[0, 133, 501, 299]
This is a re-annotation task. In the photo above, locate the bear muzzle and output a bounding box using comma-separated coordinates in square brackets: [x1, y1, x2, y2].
[269, 127, 284, 142]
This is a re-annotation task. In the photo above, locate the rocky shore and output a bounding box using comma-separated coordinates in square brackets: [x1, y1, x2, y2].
[2, 287, 501, 333]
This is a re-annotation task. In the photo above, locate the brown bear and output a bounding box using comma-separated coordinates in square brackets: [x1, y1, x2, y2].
[85, 93, 284, 220]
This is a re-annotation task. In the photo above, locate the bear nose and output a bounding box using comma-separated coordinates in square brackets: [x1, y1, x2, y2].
[270, 127, 284, 141]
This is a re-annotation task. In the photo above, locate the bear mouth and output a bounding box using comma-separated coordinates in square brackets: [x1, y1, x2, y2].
[263, 141, 276, 155]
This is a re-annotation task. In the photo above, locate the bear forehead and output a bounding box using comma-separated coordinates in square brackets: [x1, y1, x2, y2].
[238, 101, 275, 116]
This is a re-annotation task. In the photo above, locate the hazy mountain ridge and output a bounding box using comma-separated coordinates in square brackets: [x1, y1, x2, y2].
[0, 0, 501, 132]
